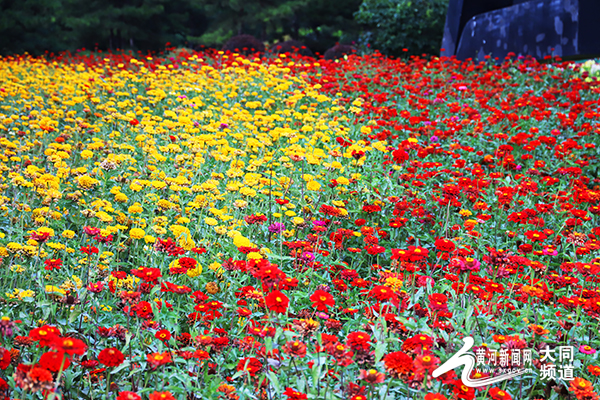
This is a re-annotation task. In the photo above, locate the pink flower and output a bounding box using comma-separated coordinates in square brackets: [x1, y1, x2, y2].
[580, 345, 596, 354]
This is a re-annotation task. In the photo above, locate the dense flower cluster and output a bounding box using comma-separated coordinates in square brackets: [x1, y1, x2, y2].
[0, 47, 599, 399]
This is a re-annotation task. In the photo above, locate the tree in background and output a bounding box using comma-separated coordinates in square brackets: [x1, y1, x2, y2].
[293, 0, 363, 54]
[61, 0, 206, 51]
[0, 0, 70, 55]
[0, 0, 448, 57]
[193, 0, 308, 47]
[0, 0, 206, 55]
[355, 0, 449, 57]
[192, 0, 362, 55]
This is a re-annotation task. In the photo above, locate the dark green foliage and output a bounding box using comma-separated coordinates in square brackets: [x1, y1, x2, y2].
[354, 0, 449, 56]
[0, 0, 206, 55]
[0, 0, 448, 56]
[195, 0, 309, 47]
[0, 0, 70, 55]
[293, 0, 363, 54]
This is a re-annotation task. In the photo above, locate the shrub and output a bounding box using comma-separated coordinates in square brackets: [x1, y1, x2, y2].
[323, 44, 356, 60]
[354, 0, 448, 57]
[222, 34, 265, 54]
[271, 40, 314, 57]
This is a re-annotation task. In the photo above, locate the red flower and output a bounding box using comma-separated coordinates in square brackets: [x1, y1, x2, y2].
[134, 301, 154, 319]
[29, 326, 60, 347]
[236, 357, 262, 377]
[569, 377, 594, 398]
[149, 392, 175, 400]
[407, 246, 429, 262]
[453, 380, 476, 400]
[44, 259, 62, 271]
[21, 366, 54, 388]
[0, 348, 11, 370]
[428, 293, 448, 312]
[392, 149, 409, 163]
[358, 369, 385, 384]
[265, 290, 289, 314]
[525, 230, 547, 242]
[38, 351, 70, 372]
[368, 285, 397, 303]
[434, 238, 455, 252]
[424, 394, 448, 400]
[30, 231, 50, 243]
[383, 351, 413, 378]
[147, 352, 172, 369]
[489, 387, 512, 400]
[346, 331, 372, 352]
[310, 290, 335, 312]
[283, 387, 307, 400]
[414, 354, 440, 374]
[365, 245, 386, 255]
[80, 245, 99, 255]
[155, 329, 172, 342]
[402, 334, 434, 352]
[588, 365, 600, 376]
[98, 347, 125, 367]
[282, 340, 307, 358]
[117, 392, 142, 400]
[50, 337, 87, 356]
[177, 257, 197, 269]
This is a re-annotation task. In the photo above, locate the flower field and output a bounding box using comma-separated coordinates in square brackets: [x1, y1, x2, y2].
[0, 48, 599, 400]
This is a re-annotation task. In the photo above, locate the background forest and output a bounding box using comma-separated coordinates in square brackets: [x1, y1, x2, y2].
[0, 0, 449, 57]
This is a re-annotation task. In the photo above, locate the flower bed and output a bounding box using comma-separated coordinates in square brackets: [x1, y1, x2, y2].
[0, 49, 599, 400]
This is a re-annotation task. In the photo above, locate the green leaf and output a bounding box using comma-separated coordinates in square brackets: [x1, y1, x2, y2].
[268, 370, 281, 393]
[374, 340, 387, 363]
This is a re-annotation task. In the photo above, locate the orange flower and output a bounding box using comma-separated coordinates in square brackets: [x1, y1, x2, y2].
[146, 352, 172, 369]
[528, 324, 549, 335]
[569, 377, 595, 399]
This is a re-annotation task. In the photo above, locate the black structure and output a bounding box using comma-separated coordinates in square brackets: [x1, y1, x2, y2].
[441, 0, 600, 61]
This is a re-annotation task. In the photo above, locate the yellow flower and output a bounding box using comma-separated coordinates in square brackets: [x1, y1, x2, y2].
[128, 202, 144, 214]
[36, 227, 55, 237]
[10, 265, 25, 273]
[337, 176, 350, 185]
[114, 193, 128, 203]
[459, 209, 473, 217]
[247, 252, 262, 260]
[129, 228, 145, 239]
[187, 264, 203, 277]
[6, 243, 22, 253]
[96, 211, 113, 223]
[384, 277, 403, 292]
[307, 180, 321, 191]
[77, 175, 99, 189]
[233, 234, 251, 248]
[80, 150, 94, 159]
[208, 262, 223, 272]
[46, 285, 66, 296]
[292, 217, 304, 226]
[204, 217, 218, 226]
